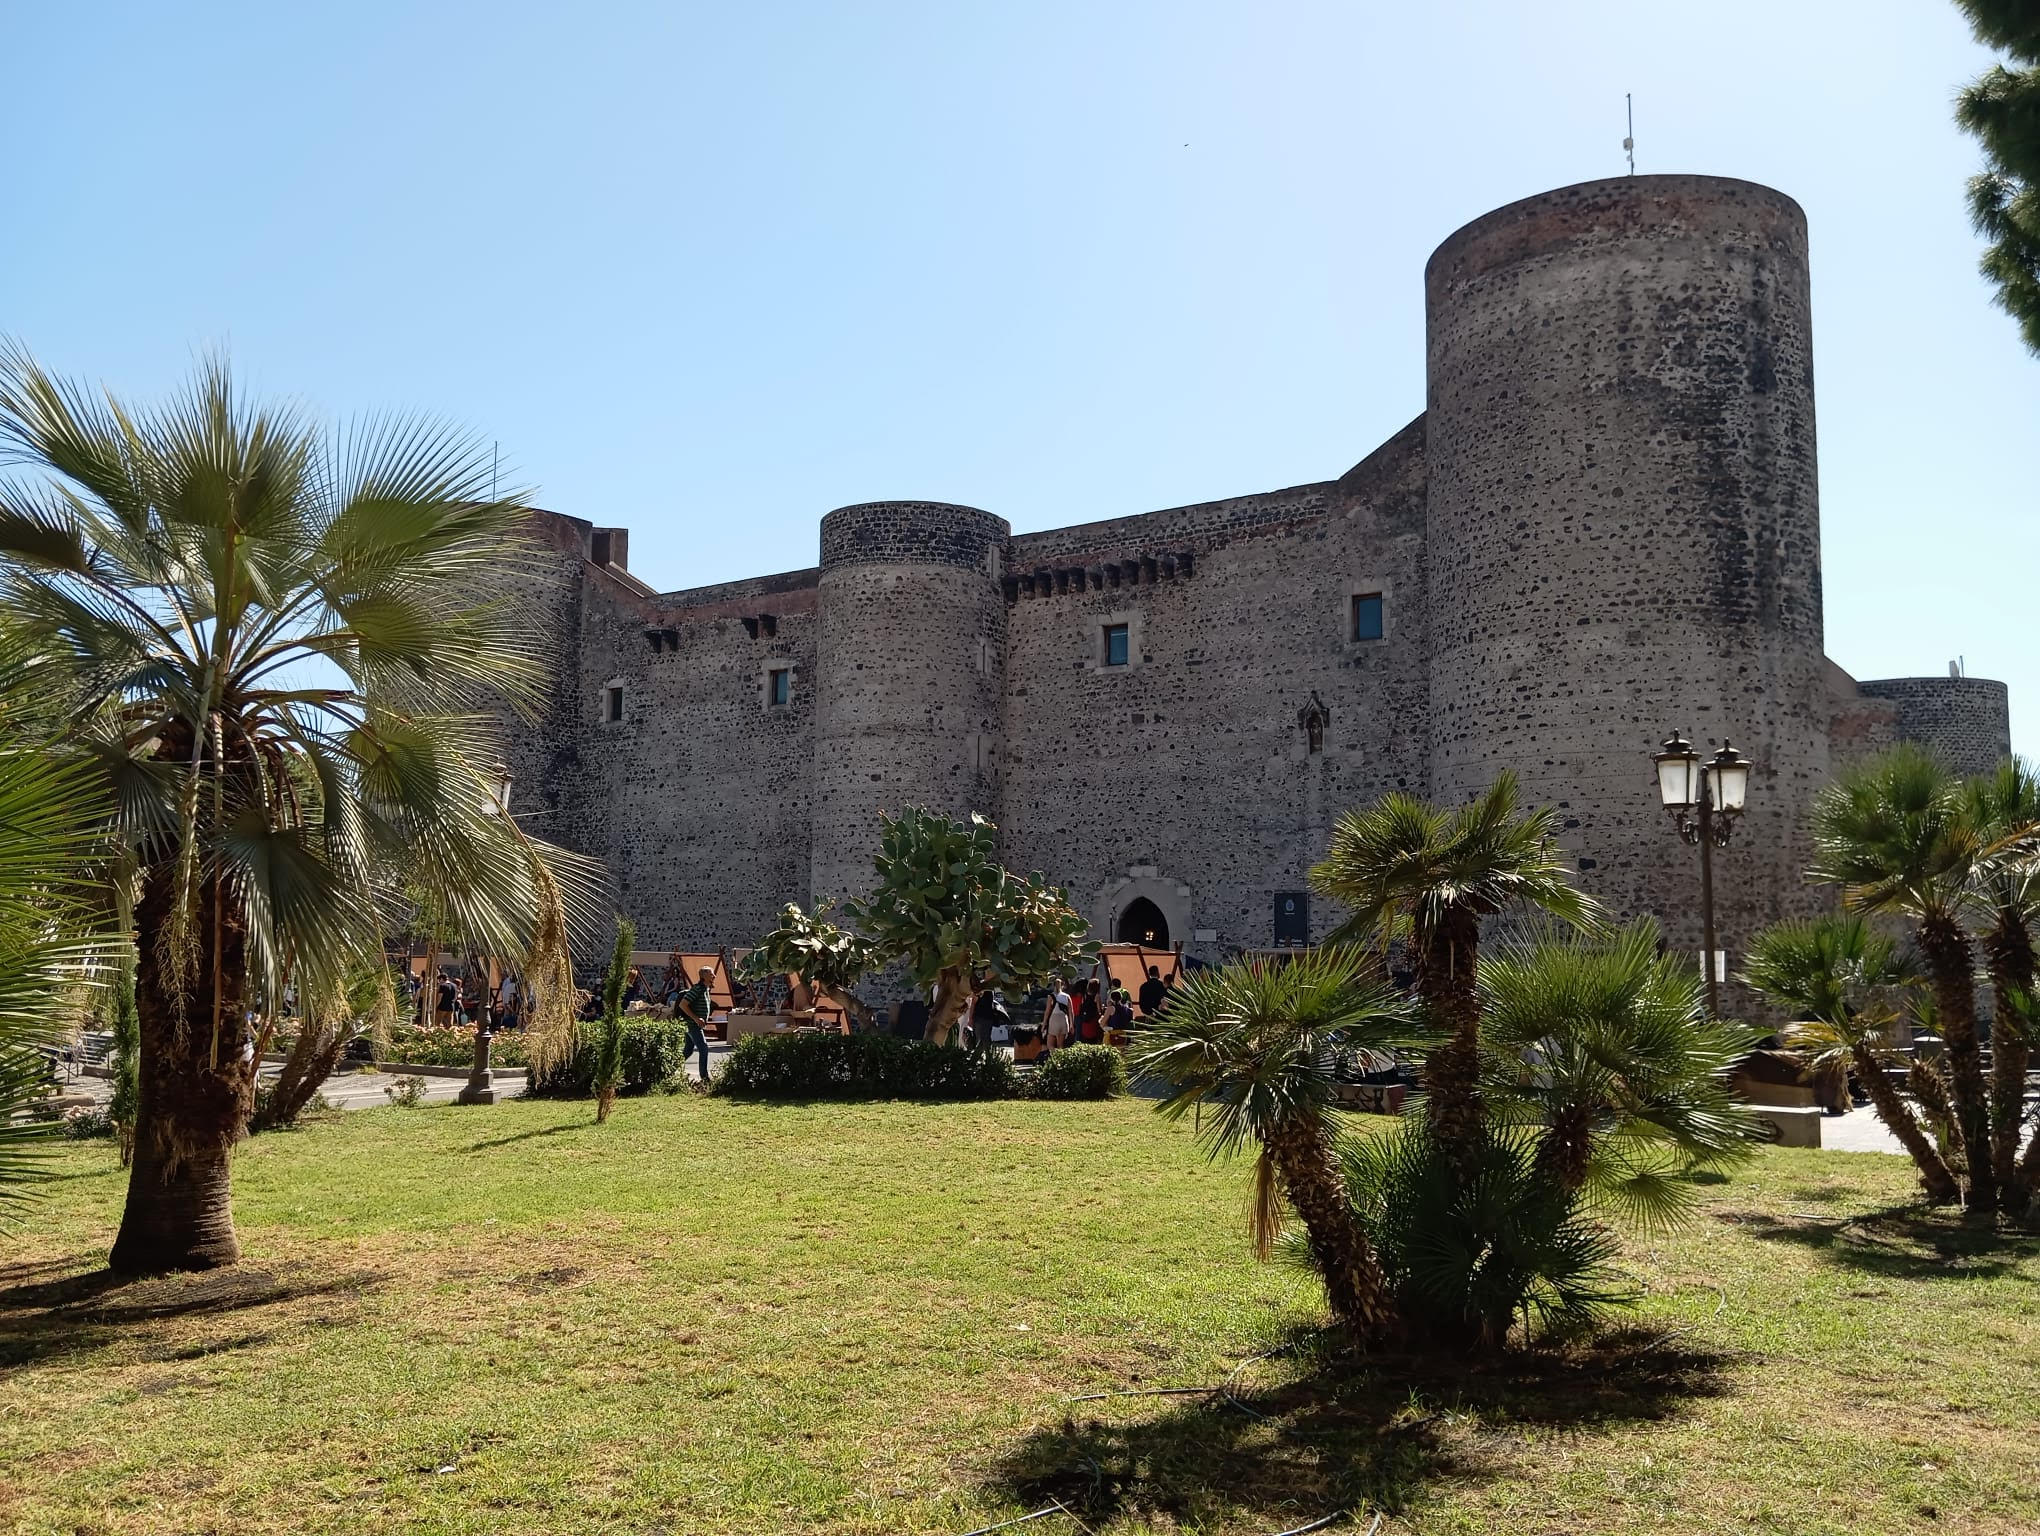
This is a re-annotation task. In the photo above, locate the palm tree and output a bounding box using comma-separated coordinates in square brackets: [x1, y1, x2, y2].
[0, 734, 110, 1216]
[1477, 919, 1759, 1229]
[1310, 773, 1597, 1173]
[1808, 746, 1996, 1211]
[1742, 915, 1960, 1204]
[1131, 948, 1423, 1340]
[1962, 758, 2040, 1207]
[0, 348, 601, 1272]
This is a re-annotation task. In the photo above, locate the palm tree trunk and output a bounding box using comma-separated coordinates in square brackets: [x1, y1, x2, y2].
[250, 1017, 352, 1132]
[1534, 1103, 1594, 1193]
[1415, 907, 1484, 1174]
[1909, 1059, 1955, 1153]
[1916, 914, 1996, 1213]
[1984, 914, 2034, 1209]
[1265, 1118, 1395, 1341]
[1853, 1044, 1959, 1203]
[110, 860, 256, 1273]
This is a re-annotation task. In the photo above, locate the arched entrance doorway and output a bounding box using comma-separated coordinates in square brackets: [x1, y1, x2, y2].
[1115, 896, 1170, 947]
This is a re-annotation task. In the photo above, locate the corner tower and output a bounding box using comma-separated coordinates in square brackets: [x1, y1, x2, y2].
[1424, 175, 1832, 968]
[810, 501, 1010, 907]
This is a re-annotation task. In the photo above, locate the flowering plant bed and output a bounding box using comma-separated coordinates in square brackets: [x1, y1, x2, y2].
[381, 1024, 533, 1070]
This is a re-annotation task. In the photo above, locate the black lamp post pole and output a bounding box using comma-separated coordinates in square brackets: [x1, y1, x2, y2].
[1695, 766, 1719, 1020]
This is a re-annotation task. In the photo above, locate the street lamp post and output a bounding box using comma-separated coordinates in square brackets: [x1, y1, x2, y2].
[458, 763, 516, 1107]
[1651, 733, 1751, 1018]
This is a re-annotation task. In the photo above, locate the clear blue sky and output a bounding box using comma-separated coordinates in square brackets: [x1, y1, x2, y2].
[7, 1, 2035, 753]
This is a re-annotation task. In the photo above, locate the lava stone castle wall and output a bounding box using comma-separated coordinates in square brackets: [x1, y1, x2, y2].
[1424, 175, 1835, 971]
[488, 173, 2013, 986]
[810, 502, 1009, 908]
[1853, 678, 2013, 779]
[996, 418, 1430, 952]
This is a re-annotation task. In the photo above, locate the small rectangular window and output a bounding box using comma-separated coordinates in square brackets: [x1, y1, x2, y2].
[1104, 624, 1129, 667]
[605, 685, 624, 722]
[1352, 593, 1384, 642]
[769, 668, 791, 707]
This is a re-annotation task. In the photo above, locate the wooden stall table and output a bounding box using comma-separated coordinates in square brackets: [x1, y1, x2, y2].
[723, 1010, 844, 1044]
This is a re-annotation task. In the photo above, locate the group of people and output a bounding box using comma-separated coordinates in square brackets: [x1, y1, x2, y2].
[414, 966, 526, 1032]
[1037, 963, 1176, 1050]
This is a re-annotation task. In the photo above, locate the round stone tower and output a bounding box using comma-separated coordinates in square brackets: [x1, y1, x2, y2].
[1424, 174, 1831, 975]
[810, 500, 1010, 907]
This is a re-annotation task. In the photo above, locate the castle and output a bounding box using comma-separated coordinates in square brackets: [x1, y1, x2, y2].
[497, 174, 2012, 1000]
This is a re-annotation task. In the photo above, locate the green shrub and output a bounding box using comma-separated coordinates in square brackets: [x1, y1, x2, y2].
[525, 1020, 686, 1099]
[1327, 1122, 1634, 1350]
[1024, 1044, 1126, 1100]
[714, 1031, 1015, 1100]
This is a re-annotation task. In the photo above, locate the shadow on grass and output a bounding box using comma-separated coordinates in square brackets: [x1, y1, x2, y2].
[989, 1323, 1733, 1531]
[465, 1121, 591, 1152]
[1730, 1204, 2040, 1281]
[0, 1255, 384, 1370]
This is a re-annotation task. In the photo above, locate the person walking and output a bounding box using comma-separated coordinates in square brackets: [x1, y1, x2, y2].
[1042, 979, 1073, 1050]
[496, 969, 521, 1030]
[970, 986, 1009, 1050]
[1074, 978, 1104, 1044]
[1138, 964, 1170, 1019]
[675, 965, 715, 1084]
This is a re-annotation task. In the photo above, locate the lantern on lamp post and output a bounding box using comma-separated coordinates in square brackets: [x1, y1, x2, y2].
[1651, 733, 1751, 1018]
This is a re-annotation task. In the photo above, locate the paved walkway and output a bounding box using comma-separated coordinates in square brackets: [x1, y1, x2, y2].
[55, 1044, 734, 1115]
[1819, 1104, 1906, 1155]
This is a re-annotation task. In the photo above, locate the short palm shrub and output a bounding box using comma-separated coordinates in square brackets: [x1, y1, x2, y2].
[526, 1020, 687, 1099]
[714, 1032, 1016, 1100]
[1025, 1044, 1127, 1100]
[1330, 1122, 1633, 1350]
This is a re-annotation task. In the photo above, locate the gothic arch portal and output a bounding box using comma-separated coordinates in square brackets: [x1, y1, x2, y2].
[1090, 871, 1194, 954]
[1115, 897, 1169, 947]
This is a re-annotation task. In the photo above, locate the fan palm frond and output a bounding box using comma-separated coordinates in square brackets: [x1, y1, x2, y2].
[1478, 918, 1759, 1222]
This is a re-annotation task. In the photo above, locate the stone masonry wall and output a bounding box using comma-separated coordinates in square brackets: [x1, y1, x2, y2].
[1424, 175, 1834, 1011]
[1855, 677, 2014, 778]
[521, 543, 821, 956]
[997, 420, 1430, 959]
[810, 503, 1009, 908]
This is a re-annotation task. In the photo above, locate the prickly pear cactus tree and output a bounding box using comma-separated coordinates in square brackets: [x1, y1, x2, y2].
[741, 902, 879, 1032]
[843, 808, 1092, 1045]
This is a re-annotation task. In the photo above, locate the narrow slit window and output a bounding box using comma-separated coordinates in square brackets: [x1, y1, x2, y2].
[1103, 623, 1129, 667]
[769, 668, 791, 707]
[1351, 593, 1385, 642]
[604, 684, 625, 722]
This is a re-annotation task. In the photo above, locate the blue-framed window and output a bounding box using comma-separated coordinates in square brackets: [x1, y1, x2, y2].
[1103, 624, 1130, 667]
[769, 668, 791, 707]
[1351, 593, 1384, 642]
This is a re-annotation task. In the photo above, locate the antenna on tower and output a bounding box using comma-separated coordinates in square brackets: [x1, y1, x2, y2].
[1624, 93, 1636, 175]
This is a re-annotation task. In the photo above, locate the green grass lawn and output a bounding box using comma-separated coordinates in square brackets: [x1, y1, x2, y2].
[3, 1094, 2037, 1536]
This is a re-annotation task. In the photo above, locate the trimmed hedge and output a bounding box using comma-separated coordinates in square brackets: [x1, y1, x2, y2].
[714, 1032, 1016, 1100]
[525, 1020, 687, 1098]
[1024, 1043, 1126, 1100]
[714, 1031, 1126, 1102]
